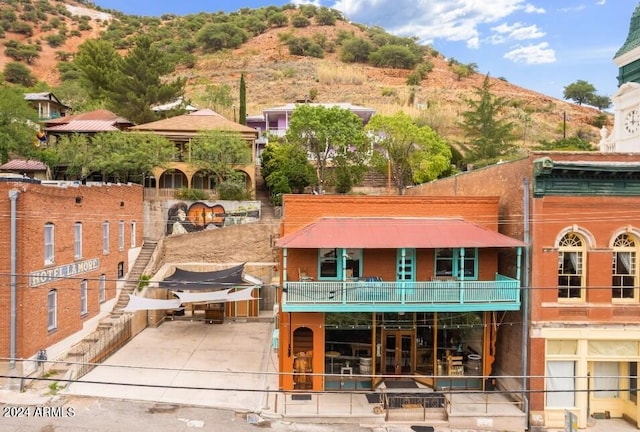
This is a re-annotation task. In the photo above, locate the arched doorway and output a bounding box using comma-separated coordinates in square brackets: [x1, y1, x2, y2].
[293, 327, 313, 390]
[158, 169, 187, 190]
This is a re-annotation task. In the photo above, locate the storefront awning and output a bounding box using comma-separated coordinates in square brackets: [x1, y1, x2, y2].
[276, 217, 526, 249]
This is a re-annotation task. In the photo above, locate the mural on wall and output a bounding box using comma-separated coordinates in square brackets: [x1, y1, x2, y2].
[166, 201, 260, 236]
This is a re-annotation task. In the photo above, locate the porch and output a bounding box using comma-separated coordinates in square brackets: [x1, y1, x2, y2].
[282, 275, 520, 312]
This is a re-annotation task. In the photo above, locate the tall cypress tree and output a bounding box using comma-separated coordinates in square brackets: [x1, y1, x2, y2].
[239, 73, 247, 125]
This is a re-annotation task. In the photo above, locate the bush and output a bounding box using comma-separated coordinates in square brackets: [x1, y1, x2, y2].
[44, 34, 66, 48]
[369, 45, 419, 69]
[315, 7, 336, 25]
[174, 187, 209, 200]
[218, 180, 251, 201]
[291, 15, 310, 28]
[287, 36, 324, 58]
[3, 61, 36, 86]
[340, 37, 373, 63]
[267, 12, 288, 27]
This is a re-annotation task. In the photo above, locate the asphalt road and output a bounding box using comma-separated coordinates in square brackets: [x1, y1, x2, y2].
[2, 395, 378, 432]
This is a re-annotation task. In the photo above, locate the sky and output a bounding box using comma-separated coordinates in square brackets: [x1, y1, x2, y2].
[91, 0, 639, 103]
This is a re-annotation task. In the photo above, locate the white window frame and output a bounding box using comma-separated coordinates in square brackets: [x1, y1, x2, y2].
[118, 220, 125, 251]
[80, 279, 88, 316]
[47, 290, 57, 331]
[44, 223, 55, 265]
[99, 274, 106, 303]
[557, 232, 585, 302]
[74, 222, 82, 260]
[612, 233, 639, 303]
[131, 221, 137, 248]
[102, 221, 110, 255]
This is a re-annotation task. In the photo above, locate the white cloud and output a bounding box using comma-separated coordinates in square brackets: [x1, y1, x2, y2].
[490, 22, 545, 42]
[595, 0, 606, 5]
[330, 0, 529, 46]
[523, 3, 545, 13]
[504, 42, 556, 64]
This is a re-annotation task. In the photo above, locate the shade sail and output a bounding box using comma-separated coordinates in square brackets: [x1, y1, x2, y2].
[122, 294, 182, 312]
[172, 287, 255, 304]
[277, 217, 526, 249]
[158, 263, 253, 290]
[123, 288, 257, 312]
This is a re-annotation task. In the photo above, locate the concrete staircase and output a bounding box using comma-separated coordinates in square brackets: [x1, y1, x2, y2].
[255, 166, 278, 222]
[111, 241, 157, 318]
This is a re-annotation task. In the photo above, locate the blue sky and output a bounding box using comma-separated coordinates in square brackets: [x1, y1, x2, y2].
[92, 0, 638, 103]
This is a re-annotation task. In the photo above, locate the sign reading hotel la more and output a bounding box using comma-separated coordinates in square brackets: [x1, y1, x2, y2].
[30, 258, 100, 287]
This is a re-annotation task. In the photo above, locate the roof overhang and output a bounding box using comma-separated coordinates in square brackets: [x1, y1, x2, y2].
[276, 217, 525, 249]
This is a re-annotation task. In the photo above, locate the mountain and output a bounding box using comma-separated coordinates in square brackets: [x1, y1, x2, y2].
[0, 1, 609, 151]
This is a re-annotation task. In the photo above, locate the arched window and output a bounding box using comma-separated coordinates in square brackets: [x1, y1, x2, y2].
[557, 232, 585, 301]
[612, 233, 639, 302]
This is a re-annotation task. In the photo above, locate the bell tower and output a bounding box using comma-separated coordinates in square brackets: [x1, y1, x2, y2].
[601, 3, 640, 152]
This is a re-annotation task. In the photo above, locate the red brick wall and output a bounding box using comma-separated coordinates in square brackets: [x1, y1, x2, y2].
[0, 180, 143, 359]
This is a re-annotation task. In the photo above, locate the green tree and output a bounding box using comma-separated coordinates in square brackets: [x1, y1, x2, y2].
[41, 131, 175, 182]
[204, 83, 233, 112]
[369, 45, 419, 69]
[460, 74, 517, 162]
[587, 94, 612, 110]
[74, 39, 122, 100]
[196, 23, 248, 52]
[3, 61, 36, 86]
[366, 112, 451, 194]
[315, 7, 336, 25]
[0, 86, 40, 163]
[188, 131, 252, 185]
[339, 37, 373, 63]
[285, 105, 367, 192]
[261, 141, 315, 201]
[239, 73, 247, 125]
[106, 36, 186, 124]
[267, 12, 288, 27]
[563, 79, 596, 105]
[291, 15, 310, 28]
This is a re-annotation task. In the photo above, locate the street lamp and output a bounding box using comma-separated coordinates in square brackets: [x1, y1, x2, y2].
[232, 104, 237, 123]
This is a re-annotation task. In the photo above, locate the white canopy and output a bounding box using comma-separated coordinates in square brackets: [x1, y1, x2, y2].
[122, 294, 182, 312]
[122, 287, 257, 312]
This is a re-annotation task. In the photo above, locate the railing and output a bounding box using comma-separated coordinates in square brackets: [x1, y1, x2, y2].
[282, 275, 520, 311]
[143, 188, 217, 200]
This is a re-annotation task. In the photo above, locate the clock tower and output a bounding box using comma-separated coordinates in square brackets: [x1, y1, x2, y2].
[602, 3, 640, 152]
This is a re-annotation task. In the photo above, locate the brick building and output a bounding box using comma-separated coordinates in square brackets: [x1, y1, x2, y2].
[0, 177, 143, 381]
[276, 194, 524, 403]
[407, 152, 640, 429]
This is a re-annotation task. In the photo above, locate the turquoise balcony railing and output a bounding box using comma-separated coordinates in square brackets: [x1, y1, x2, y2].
[281, 273, 520, 312]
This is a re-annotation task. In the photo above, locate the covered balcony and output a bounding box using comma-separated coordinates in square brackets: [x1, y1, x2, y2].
[282, 274, 520, 312]
[277, 217, 525, 313]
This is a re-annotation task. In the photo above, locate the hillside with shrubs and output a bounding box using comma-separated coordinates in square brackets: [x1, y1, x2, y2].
[0, 0, 611, 160]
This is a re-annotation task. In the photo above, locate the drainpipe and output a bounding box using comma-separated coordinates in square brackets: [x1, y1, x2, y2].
[522, 177, 531, 429]
[8, 189, 19, 369]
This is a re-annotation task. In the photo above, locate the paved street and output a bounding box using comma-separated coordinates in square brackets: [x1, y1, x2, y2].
[2, 395, 375, 432]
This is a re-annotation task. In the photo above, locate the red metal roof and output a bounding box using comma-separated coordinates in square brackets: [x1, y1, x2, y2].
[276, 217, 526, 249]
[0, 159, 47, 171]
[46, 120, 121, 132]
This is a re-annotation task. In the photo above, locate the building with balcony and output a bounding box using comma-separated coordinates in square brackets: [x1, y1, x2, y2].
[275, 195, 524, 393]
[406, 152, 640, 430]
[130, 109, 259, 199]
[24, 92, 70, 121]
[246, 102, 376, 163]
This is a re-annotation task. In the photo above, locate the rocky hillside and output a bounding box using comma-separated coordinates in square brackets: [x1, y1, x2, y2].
[0, 0, 610, 149]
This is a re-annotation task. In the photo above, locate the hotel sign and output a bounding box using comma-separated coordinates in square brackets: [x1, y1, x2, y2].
[30, 258, 100, 287]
